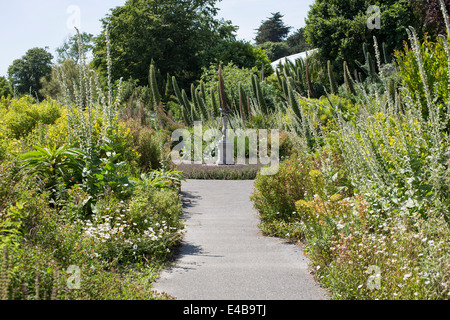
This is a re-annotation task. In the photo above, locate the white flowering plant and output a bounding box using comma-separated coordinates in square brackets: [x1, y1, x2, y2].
[78, 184, 184, 266]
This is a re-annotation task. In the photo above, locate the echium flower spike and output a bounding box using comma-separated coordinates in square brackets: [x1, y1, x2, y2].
[1, 246, 9, 300]
[406, 27, 440, 146]
[56, 66, 73, 145]
[373, 36, 383, 79]
[105, 24, 113, 126]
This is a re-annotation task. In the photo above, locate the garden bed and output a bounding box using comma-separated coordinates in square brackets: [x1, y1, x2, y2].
[175, 163, 263, 180]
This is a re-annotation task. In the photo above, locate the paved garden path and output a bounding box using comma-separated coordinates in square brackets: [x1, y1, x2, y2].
[153, 179, 329, 300]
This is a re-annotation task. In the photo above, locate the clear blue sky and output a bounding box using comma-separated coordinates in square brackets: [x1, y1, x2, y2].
[0, 0, 315, 77]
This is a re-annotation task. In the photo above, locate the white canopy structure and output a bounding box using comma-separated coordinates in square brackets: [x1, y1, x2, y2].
[270, 49, 318, 70]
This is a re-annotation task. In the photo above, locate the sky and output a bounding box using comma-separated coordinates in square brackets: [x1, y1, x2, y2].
[0, 0, 315, 77]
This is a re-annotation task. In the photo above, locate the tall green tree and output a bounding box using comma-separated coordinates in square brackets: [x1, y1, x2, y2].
[304, 0, 416, 73]
[255, 12, 292, 45]
[286, 28, 309, 55]
[203, 39, 273, 76]
[7, 47, 53, 99]
[40, 59, 79, 101]
[56, 32, 94, 64]
[0, 76, 12, 98]
[92, 0, 237, 89]
[258, 41, 290, 62]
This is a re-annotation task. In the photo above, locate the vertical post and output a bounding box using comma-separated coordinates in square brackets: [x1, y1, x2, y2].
[216, 111, 234, 165]
[222, 115, 228, 165]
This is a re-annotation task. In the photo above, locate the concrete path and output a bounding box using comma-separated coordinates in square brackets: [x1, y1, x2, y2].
[153, 180, 329, 300]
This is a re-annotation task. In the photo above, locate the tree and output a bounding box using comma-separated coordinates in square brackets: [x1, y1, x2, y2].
[92, 0, 237, 89]
[258, 41, 290, 62]
[203, 39, 273, 76]
[40, 59, 79, 101]
[0, 76, 12, 98]
[255, 12, 292, 45]
[8, 48, 53, 99]
[304, 0, 416, 73]
[56, 32, 94, 64]
[286, 28, 309, 55]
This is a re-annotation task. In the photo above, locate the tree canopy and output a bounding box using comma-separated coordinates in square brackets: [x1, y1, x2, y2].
[39, 59, 79, 101]
[258, 42, 290, 62]
[56, 32, 94, 64]
[7, 47, 53, 100]
[0, 76, 12, 98]
[304, 0, 417, 72]
[286, 28, 309, 55]
[203, 39, 273, 76]
[255, 12, 292, 45]
[92, 0, 237, 89]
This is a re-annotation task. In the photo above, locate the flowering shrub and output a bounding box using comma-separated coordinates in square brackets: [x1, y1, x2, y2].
[250, 154, 314, 227]
[0, 30, 182, 300]
[1, 97, 61, 140]
[74, 185, 184, 266]
[251, 26, 450, 300]
[395, 35, 449, 120]
[318, 198, 449, 300]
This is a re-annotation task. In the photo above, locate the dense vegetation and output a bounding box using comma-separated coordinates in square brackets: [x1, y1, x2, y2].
[0, 30, 185, 299]
[250, 8, 450, 300]
[1, 0, 449, 300]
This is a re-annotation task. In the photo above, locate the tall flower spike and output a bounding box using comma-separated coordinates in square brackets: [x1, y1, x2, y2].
[218, 64, 228, 112]
[105, 24, 112, 127]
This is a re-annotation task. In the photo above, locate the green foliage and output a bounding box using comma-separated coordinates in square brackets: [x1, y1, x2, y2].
[343, 61, 357, 96]
[286, 28, 309, 55]
[204, 39, 273, 76]
[255, 12, 292, 45]
[80, 135, 134, 204]
[40, 59, 79, 102]
[0, 162, 54, 247]
[251, 23, 450, 300]
[19, 145, 86, 193]
[1, 97, 62, 140]
[1, 244, 69, 300]
[395, 35, 449, 120]
[251, 74, 267, 113]
[137, 169, 185, 191]
[126, 121, 162, 172]
[116, 184, 184, 264]
[92, 0, 237, 87]
[172, 76, 193, 126]
[177, 163, 259, 180]
[3, 0, 450, 301]
[0, 77, 12, 98]
[327, 60, 338, 95]
[250, 154, 315, 226]
[274, 51, 328, 100]
[201, 63, 256, 98]
[305, 0, 416, 73]
[55, 32, 94, 64]
[7, 48, 54, 100]
[149, 63, 161, 109]
[259, 41, 290, 62]
[356, 43, 378, 82]
[200, 62, 279, 121]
